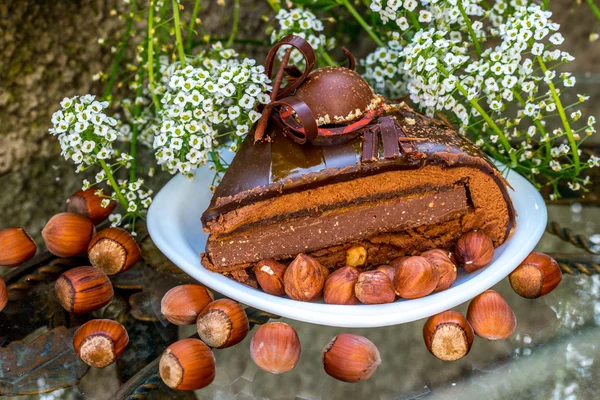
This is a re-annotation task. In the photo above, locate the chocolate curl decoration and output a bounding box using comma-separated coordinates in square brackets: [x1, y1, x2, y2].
[264, 97, 318, 144]
[342, 47, 356, 71]
[254, 35, 316, 142]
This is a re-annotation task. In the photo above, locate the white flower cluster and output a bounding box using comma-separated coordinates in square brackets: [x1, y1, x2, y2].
[270, 8, 335, 64]
[361, 33, 407, 100]
[119, 95, 158, 148]
[49, 95, 121, 166]
[155, 54, 271, 177]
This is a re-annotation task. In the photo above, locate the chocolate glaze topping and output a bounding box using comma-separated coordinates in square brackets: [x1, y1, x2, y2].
[202, 104, 516, 240]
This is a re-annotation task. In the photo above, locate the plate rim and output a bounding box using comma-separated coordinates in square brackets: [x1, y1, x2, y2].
[147, 164, 547, 328]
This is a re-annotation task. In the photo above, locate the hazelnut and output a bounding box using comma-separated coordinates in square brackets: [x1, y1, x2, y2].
[284, 254, 329, 302]
[467, 290, 516, 341]
[66, 188, 116, 225]
[323, 266, 360, 305]
[159, 338, 215, 391]
[161, 284, 214, 325]
[423, 311, 474, 361]
[73, 319, 129, 368]
[322, 333, 381, 382]
[55, 266, 113, 313]
[254, 259, 286, 296]
[250, 322, 301, 374]
[393, 256, 440, 299]
[345, 245, 367, 267]
[88, 227, 141, 275]
[421, 249, 457, 293]
[389, 256, 409, 269]
[0, 227, 37, 267]
[196, 299, 249, 348]
[509, 252, 562, 299]
[376, 265, 395, 283]
[355, 270, 395, 305]
[0, 276, 7, 312]
[42, 213, 95, 258]
[455, 231, 494, 272]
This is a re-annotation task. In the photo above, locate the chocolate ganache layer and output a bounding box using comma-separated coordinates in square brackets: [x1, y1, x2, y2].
[201, 105, 516, 286]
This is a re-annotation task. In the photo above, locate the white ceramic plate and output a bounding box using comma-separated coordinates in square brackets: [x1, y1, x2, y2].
[147, 157, 547, 328]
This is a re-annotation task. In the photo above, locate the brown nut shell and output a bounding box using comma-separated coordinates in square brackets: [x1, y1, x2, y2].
[467, 290, 516, 340]
[355, 270, 395, 304]
[66, 188, 116, 224]
[159, 338, 216, 391]
[42, 213, 95, 257]
[423, 311, 474, 361]
[323, 266, 360, 305]
[254, 259, 287, 296]
[455, 231, 495, 272]
[88, 227, 141, 275]
[376, 265, 395, 283]
[196, 299, 249, 348]
[0, 227, 37, 267]
[509, 252, 562, 299]
[73, 319, 129, 368]
[250, 322, 301, 374]
[389, 256, 409, 270]
[284, 254, 328, 302]
[421, 249, 457, 293]
[0, 276, 7, 312]
[322, 333, 381, 382]
[161, 284, 214, 325]
[55, 266, 113, 313]
[393, 256, 440, 299]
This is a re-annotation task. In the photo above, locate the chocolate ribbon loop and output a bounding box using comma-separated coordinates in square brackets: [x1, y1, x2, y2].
[264, 97, 318, 145]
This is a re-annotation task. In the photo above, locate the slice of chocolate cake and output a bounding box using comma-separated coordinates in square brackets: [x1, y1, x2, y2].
[200, 104, 516, 287]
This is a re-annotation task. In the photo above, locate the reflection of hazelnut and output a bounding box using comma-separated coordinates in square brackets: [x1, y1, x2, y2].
[322, 333, 381, 382]
[159, 338, 215, 390]
[467, 290, 516, 341]
[196, 299, 249, 348]
[250, 322, 301, 374]
[423, 311, 473, 361]
[0, 276, 7, 312]
[345, 245, 367, 267]
[161, 284, 214, 325]
[0, 227, 37, 267]
[323, 266, 360, 305]
[455, 231, 495, 272]
[355, 270, 395, 304]
[88, 227, 141, 275]
[509, 252, 562, 299]
[421, 249, 457, 292]
[73, 319, 129, 368]
[393, 256, 439, 299]
[284, 254, 328, 302]
[254, 259, 287, 296]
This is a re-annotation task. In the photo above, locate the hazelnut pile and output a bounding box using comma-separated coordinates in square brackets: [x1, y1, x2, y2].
[252, 230, 503, 305]
[0, 185, 565, 390]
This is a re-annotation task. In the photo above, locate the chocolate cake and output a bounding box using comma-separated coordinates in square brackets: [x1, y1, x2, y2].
[199, 36, 516, 288]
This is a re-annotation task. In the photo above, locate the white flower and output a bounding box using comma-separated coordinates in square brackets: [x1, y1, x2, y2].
[81, 140, 96, 153]
[549, 33, 564, 45]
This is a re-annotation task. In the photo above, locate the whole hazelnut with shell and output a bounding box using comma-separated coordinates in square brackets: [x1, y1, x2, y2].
[284, 254, 329, 302]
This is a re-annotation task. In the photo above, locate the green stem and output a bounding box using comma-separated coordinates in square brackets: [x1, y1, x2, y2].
[512, 90, 551, 164]
[536, 56, 581, 174]
[266, 0, 281, 13]
[438, 65, 517, 166]
[103, 0, 136, 100]
[585, 0, 600, 21]
[186, 0, 202, 52]
[226, 0, 240, 48]
[407, 11, 421, 31]
[457, 1, 482, 57]
[129, 52, 147, 182]
[341, 0, 385, 47]
[172, 0, 186, 66]
[319, 48, 336, 66]
[100, 160, 128, 208]
[147, 2, 161, 111]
